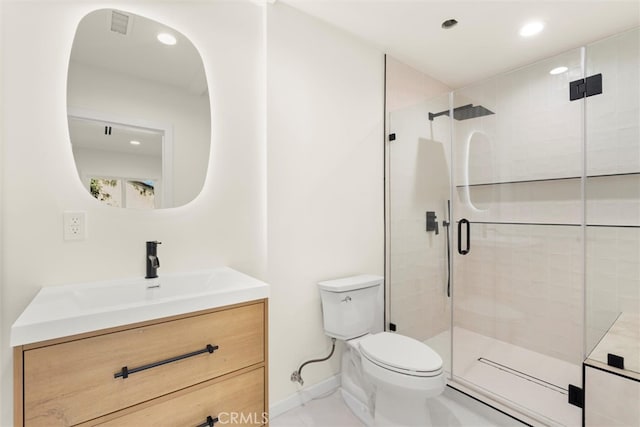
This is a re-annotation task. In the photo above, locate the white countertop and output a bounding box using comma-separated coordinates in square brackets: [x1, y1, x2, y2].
[11, 267, 269, 347]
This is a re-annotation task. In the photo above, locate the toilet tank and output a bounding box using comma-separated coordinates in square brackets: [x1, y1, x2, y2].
[318, 275, 384, 340]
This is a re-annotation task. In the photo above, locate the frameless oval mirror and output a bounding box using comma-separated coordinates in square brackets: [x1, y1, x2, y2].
[67, 9, 211, 209]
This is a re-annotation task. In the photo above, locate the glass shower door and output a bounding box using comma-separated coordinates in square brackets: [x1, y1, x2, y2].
[585, 28, 640, 374]
[387, 93, 452, 374]
[450, 48, 585, 426]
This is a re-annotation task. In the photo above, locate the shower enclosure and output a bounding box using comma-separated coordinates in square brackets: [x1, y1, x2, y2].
[387, 28, 639, 426]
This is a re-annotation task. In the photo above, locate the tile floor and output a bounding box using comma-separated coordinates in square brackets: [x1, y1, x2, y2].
[270, 386, 526, 427]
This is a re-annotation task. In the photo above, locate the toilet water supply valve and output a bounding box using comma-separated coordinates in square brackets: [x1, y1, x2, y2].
[290, 338, 336, 386]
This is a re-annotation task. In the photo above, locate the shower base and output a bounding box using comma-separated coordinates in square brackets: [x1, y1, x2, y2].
[426, 327, 582, 426]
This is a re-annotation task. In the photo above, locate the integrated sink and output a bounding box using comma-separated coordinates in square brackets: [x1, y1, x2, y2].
[11, 267, 269, 346]
[71, 271, 240, 310]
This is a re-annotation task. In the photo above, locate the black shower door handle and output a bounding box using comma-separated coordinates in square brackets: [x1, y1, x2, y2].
[458, 219, 470, 255]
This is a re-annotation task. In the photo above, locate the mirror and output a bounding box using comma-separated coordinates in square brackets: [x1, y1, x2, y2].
[67, 9, 211, 209]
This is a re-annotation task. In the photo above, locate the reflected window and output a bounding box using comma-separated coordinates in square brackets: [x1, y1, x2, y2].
[89, 177, 155, 209]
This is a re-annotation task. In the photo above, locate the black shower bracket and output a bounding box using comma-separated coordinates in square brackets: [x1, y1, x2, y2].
[570, 73, 603, 101]
[607, 353, 624, 369]
[568, 384, 584, 408]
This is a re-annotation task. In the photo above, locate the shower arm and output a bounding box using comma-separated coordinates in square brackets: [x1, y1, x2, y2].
[428, 104, 472, 121]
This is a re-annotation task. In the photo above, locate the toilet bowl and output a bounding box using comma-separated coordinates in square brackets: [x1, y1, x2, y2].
[318, 275, 445, 426]
[360, 332, 445, 426]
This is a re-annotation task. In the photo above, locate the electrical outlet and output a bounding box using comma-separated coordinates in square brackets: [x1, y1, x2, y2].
[64, 211, 87, 241]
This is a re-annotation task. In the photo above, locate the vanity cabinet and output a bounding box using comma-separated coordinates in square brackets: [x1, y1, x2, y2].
[14, 300, 268, 426]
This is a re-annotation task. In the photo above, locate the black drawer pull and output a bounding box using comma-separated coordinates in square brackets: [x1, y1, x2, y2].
[115, 344, 219, 379]
[197, 416, 219, 427]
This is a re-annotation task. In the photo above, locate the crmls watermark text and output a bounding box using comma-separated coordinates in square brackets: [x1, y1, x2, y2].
[217, 412, 269, 425]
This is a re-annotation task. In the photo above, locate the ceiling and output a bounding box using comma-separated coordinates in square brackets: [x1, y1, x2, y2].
[280, 1, 640, 88]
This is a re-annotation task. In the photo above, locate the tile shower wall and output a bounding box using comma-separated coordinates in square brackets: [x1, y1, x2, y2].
[585, 28, 640, 358]
[452, 48, 585, 365]
[452, 27, 640, 367]
[453, 51, 583, 187]
[454, 224, 583, 363]
[388, 96, 451, 342]
[586, 29, 640, 177]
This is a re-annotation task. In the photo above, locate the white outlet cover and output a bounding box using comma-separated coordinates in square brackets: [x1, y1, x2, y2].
[63, 211, 87, 241]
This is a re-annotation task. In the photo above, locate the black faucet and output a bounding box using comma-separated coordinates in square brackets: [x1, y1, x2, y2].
[145, 241, 161, 279]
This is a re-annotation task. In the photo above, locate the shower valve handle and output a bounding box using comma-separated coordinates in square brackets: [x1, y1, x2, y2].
[426, 211, 439, 235]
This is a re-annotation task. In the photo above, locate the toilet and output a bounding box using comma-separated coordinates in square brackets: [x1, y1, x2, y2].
[318, 275, 445, 427]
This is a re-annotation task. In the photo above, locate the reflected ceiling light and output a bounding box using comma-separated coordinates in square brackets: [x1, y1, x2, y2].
[519, 21, 544, 37]
[549, 66, 568, 75]
[157, 32, 177, 45]
[130, 140, 141, 146]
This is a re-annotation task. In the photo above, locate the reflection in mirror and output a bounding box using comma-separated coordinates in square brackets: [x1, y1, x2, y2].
[67, 9, 211, 209]
[68, 116, 164, 208]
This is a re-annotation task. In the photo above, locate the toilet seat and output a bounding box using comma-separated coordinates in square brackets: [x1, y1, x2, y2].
[359, 332, 442, 377]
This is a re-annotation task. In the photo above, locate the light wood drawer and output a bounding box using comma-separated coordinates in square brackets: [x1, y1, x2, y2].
[24, 302, 264, 426]
[91, 367, 265, 427]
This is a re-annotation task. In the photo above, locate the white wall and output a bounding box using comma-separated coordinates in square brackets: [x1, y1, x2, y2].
[68, 61, 211, 207]
[0, 2, 265, 425]
[386, 56, 450, 114]
[1, 1, 387, 422]
[266, 3, 384, 406]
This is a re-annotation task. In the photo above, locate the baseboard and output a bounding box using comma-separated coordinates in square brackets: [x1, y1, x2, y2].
[269, 374, 341, 419]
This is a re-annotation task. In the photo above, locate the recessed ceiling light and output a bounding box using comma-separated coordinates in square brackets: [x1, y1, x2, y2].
[130, 140, 141, 146]
[157, 33, 177, 46]
[549, 66, 568, 75]
[519, 21, 545, 37]
[441, 19, 458, 29]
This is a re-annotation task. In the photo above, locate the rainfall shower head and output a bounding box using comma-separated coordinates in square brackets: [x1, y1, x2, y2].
[428, 104, 495, 121]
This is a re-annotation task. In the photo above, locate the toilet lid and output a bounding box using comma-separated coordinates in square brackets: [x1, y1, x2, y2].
[359, 332, 442, 374]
